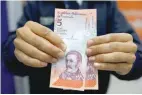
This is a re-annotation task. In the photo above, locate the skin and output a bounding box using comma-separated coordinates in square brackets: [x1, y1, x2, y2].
[87, 33, 137, 75]
[14, 21, 67, 67]
[14, 21, 137, 75]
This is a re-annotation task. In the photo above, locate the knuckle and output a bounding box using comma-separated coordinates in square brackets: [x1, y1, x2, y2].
[114, 52, 121, 60]
[13, 38, 19, 46]
[91, 38, 95, 43]
[41, 27, 47, 32]
[34, 60, 40, 66]
[110, 42, 119, 52]
[14, 49, 18, 57]
[127, 33, 133, 41]
[22, 55, 28, 63]
[133, 43, 137, 49]
[97, 36, 102, 42]
[115, 64, 122, 72]
[46, 54, 53, 59]
[34, 60, 46, 67]
[47, 43, 52, 50]
[109, 33, 115, 41]
[47, 44, 59, 54]
[32, 37, 46, 51]
[14, 49, 23, 63]
[128, 64, 133, 71]
[40, 45, 47, 53]
[41, 27, 51, 37]
[94, 45, 101, 54]
[25, 21, 33, 26]
[130, 54, 136, 63]
[32, 36, 40, 46]
[46, 56, 53, 62]
[100, 64, 106, 70]
[95, 36, 104, 44]
[16, 27, 24, 36]
[13, 39, 17, 45]
[132, 43, 137, 52]
[40, 43, 52, 53]
[29, 49, 36, 56]
[40, 53, 51, 62]
[117, 64, 122, 69]
[96, 55, 104, 62]
[126, 64, 133, 73]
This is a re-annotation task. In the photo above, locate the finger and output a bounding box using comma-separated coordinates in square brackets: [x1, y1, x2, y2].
[94, 62, 132, 75]
[89, 52, 136, 63]
[87, 33, 133, 47]
[16, 26, 65, 59]
[14, 38, 58, 63]
[87, 42, 137, 56]
[14, 48, 48, 68]
[24, 21, 66, 51]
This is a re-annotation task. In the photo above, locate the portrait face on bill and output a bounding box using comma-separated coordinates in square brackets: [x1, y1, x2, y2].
[53, 51, 84, 88]
[58, 50, 83, 81]
[65, 51, 82, 73]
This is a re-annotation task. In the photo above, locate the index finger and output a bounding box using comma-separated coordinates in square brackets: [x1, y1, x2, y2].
[25, 21, 66, 51]
[87, 33, 133, 47]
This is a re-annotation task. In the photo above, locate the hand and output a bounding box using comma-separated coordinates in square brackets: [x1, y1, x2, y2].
[87, 33, 137, 75]
[14, 21, 67, 68]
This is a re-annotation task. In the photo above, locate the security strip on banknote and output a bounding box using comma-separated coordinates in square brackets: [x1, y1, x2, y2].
[50, 8, 98, 91]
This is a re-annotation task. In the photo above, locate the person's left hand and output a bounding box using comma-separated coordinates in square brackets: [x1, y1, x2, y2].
[86, 33, 137, 75]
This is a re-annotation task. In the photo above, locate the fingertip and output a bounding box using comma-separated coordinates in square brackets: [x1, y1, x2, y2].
[51, 58, 58, 63]
[41, 62, 48, 67]
[60, 43, 67, 52]
[57, 51, 65, 58]
[89, 56, 95, 62]
[87, 40, 94, 47]
[94, 63, 100, 67]
[86, 49, 92, 56]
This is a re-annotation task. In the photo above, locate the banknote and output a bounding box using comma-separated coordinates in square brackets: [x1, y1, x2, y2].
[83, 9, 98, 90]
[50, 8, 98, 90]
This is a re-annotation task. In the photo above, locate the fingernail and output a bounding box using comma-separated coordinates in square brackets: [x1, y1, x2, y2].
[89, 56, 95, 61]
[41, 62, 48, 66]
[61, 43, 67, 51]
[87, 49, 92, 55]
[87, 40, 93, 47]
[94, 63, 100, 67]
[57, 52, 65, 58]
[51, 58, 58, 63]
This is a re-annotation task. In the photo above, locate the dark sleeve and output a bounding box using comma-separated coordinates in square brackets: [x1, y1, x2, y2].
[2, 1, 39, 76]
[107, 1, 142, 80]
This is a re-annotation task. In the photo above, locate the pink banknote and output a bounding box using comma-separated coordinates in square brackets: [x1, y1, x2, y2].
[50, 8, 98, 91]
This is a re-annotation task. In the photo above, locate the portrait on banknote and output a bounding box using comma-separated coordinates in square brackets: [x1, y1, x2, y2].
[50, 48, 85, 90]
[59, 50, 83, 81]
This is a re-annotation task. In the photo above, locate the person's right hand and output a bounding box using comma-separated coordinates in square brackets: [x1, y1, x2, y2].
[14, 21, 67, 68]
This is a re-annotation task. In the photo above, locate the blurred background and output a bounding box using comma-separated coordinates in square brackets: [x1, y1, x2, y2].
[1, 1, 142, 94]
